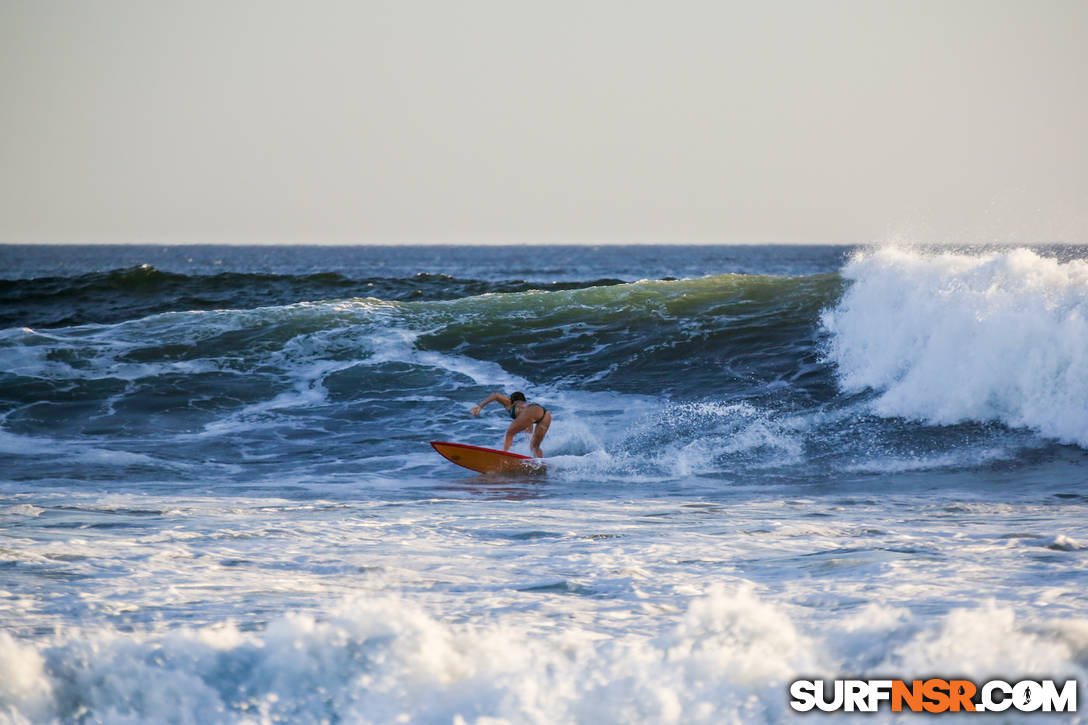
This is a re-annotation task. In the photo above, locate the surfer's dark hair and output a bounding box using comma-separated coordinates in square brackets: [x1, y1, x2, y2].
[509, 391, 526, 402]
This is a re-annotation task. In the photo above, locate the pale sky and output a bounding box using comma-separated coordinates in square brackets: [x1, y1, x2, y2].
[1, 0, 1086, 245]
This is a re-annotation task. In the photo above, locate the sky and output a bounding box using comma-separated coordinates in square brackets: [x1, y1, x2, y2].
[1, 0, 1086, 245]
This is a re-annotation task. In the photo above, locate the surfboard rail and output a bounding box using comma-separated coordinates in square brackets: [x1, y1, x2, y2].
[430, 441, 543, 474]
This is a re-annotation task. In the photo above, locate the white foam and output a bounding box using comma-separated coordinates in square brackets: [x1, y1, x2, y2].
[885, 601, 1080, 678]
[0, 632, 54, 724]
[0, 504, 43, 517]
[3, 586, 1086, 724]
[0, 586, 817, 724]
[1047, 534, 1084, 551]
[823, 247, 1088, 447]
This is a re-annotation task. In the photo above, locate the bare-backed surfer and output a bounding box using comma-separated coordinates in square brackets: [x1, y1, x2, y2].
[470, 391, 551, 457]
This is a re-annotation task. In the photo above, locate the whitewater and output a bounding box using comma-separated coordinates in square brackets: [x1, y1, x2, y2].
[0, 244, 1086, 724]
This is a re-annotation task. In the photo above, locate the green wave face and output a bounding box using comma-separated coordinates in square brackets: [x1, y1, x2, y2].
[0, 273, 845, 457]
[410, 273, 845, 395]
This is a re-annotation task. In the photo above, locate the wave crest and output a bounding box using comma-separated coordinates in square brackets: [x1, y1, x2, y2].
[822, 246, 1088, 447]
[0, 266, 629, 329]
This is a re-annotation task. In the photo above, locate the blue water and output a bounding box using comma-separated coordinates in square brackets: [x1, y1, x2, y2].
[1, 244, 1086, 723]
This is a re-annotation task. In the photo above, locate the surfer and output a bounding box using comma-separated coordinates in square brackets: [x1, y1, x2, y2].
[470, 391, 551, 457]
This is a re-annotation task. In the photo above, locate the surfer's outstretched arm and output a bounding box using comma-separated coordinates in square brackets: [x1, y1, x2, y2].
[470, 393, 510, 417]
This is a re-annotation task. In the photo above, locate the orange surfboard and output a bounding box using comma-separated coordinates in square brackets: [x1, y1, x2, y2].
[430, 441, 544, 474]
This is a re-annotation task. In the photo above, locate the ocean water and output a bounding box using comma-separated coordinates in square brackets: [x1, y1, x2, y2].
[1, 243, 1086, 724]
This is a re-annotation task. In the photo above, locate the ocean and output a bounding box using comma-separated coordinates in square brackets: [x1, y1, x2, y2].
[1, 243, 1086, 724]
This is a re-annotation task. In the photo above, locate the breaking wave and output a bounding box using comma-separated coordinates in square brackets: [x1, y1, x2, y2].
[823, 247, 1088, 447]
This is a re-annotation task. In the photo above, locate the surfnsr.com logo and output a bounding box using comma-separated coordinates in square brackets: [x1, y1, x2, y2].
[789, 679, 1078, 714]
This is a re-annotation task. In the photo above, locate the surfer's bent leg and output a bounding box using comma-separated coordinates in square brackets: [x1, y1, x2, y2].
[529, 410, 551, 458]
[503, 410, 537, 451]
